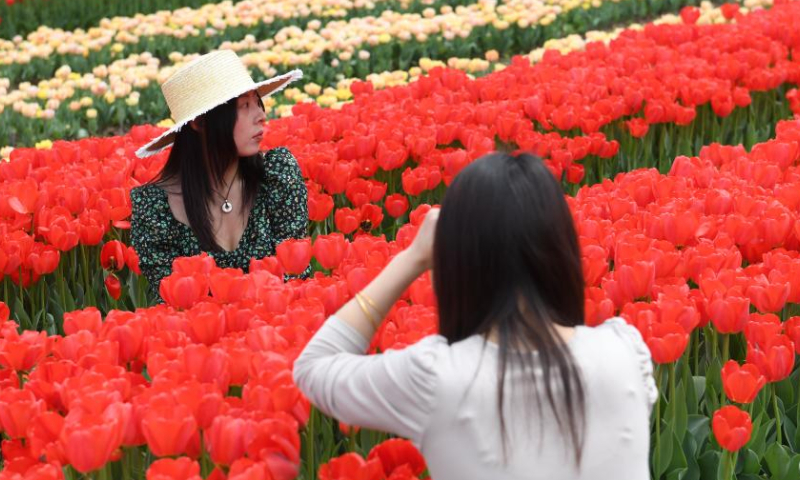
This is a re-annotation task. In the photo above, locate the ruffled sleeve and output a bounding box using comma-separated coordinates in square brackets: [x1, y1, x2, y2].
[261, 147, 311, 279]
[293, 316, 444, 446]
[601, 317, 658, 414]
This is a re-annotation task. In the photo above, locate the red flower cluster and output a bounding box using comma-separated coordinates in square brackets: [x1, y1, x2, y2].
[319, 439, 428, 480]
[573, 119, 800, 372]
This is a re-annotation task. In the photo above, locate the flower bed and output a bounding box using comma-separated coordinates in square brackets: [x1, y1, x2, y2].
[0, 0, 713, 148]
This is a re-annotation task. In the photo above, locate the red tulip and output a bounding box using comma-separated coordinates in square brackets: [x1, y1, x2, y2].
[60, 403, 129, 473]
[0, 330, 47, 371]
[615, 261, 656, 301]
[313, 234, 348, 270]
[747, 281, 790, 313]
[63, 307, 102, 335]
[720, 3, 739, 19]
[204, 416, 250, 466]
[642, 321, 689, 364]
[746, 334, 795, 382]
[384, 194, 409, 219]
[334, 208, 360, 234]
[146, 458, 202, 480]
[276, 238, 312, 275]
[100, 240, 126, 271]
[783, 316, 800, 354]
[319, 453, 383, 480]
[712, 405, 752, 452]
[105, 273, 122, 300]
[126, 246, 141, 275]
[308, 190, 334, 222]
[744, 313, 783, 349]
[159, 273, 210, 310]
[0, 388, 46, 438]
[680, 6, 700, 23]
[359, 204, 384, 232]
[367, 439, 426, 477]
[626, 118, 649, 138]
[707, 295, 750, 334]
[186, 302, 227, 346]
[141, 403, 198, 457]
[721, 361, 766, 404]
[376, 140, 407, 171]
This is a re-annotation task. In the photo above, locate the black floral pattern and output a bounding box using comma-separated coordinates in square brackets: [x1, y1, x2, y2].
[130, 147, 309, 302]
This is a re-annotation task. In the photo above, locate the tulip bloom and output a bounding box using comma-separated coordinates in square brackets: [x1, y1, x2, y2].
[159, 273, 209, 310]
[146, 457, 202, 480]
[141, 404, 198, 457]
[367, 439, 427, 477]
[384, 194, 409, 219]
[100, 240, 126, 271]
[721, 361, 766, 404]
[746, 335, 795, 383]
[312, 233, 348, 271]
[105, 273, 122, 300]
[712, 405, 752, 452]
[319, 453, 383, 480]
[276, 238, 312, 275]
[643, 321, 689, 364]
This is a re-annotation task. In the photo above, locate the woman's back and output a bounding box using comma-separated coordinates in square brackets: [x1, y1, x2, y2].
[423, 318, 655, 480]
[294, 317, 656, 480]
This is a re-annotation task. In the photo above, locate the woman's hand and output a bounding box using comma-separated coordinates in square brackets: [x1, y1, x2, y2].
[406, 207, 439, 273]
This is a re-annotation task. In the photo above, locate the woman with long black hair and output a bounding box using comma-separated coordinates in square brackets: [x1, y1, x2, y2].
[294, 151, 656, 479]
[130, 50, 309, 300]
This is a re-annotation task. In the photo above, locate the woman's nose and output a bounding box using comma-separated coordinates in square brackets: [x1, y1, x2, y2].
[255, 105, 267, 123]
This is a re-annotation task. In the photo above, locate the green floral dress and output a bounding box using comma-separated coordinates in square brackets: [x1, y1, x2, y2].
[130, 147, 309, 302]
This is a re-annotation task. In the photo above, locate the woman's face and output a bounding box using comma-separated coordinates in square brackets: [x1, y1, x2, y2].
[233, 90, 266, 157]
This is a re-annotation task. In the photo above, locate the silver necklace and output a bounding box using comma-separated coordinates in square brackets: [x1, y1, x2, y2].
[217, 170, 237, 214]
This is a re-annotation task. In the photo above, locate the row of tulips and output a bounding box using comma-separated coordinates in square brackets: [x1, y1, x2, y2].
[2, 0, 800, 328]
[0, 0, 715, 148]
[0, 0, 332, 40]
[277, 0, 769, 115]
[4, 114, 800, 479]
[0, 0, 477, 85]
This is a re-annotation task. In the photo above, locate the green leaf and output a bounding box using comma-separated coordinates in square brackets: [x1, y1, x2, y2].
[688, 415, 710, 449]
[666, 468, 688, 480]
[12, 300, 31, 330]
[764, 443, 791, 479]
[775, 377, 795, 410]
[682, 435, 701, 480]
[698, 450, 721, 480]
[654, 424, 675, 480]
[670, 382, 689, 442]
[668, 429, 689, 473]
[692, 376, 706, 406]
[741, 449, 760, 475]
[706, 357, 723, 397]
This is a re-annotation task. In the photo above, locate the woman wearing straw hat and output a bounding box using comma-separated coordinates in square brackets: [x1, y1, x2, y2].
[131, 50, 308, 301]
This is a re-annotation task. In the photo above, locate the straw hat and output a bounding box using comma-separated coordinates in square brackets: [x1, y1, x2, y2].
[135, 50, 302, 158]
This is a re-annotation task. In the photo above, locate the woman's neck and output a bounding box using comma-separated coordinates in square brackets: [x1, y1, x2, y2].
[215, 159, 240, 191]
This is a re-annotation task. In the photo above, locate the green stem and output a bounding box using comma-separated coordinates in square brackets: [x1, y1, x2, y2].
[722, 333, 730, 365]
[722, 450, 734, 480]
[773, 383, 783, 445]
[668, 362, 676, 423]
[654, 364, 662, 478]
[306, 407, 317, 480]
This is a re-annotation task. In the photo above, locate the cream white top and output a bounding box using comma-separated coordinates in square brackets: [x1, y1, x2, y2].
[293, 316, 657, 480]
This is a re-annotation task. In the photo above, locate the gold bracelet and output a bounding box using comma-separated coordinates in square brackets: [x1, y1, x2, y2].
[358, 291, 381, 316]
[354, 293, 380, 331]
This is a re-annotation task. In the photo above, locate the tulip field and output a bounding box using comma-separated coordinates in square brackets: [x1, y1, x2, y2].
[4, 0, 800, 478]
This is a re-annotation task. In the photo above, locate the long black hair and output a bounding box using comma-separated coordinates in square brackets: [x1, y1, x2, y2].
[432, 151, 586, 463]
[154, 95, 263, 251]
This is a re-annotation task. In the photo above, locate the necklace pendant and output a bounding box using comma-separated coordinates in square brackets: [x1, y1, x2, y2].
[221, 200, 233, 214]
